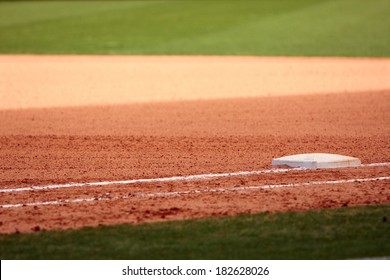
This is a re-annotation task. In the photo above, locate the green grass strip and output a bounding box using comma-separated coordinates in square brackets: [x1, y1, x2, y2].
[1, 204, 389, 259]
[0, 0, 389, 56]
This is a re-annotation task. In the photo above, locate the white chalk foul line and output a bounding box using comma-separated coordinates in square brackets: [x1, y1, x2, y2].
[0, 167, 307, 193]
[2, 176, 389, 209]
[363, 162, 390, 167]
[1, 162, 389, 194]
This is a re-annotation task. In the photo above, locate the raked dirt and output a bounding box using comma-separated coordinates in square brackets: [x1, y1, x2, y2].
[0, 55, 389, 233]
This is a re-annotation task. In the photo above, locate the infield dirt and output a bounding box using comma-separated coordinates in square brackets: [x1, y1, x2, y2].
[0, 55, 389, 233]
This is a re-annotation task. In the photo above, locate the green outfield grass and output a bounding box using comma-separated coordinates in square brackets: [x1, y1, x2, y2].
[0, 0, 389, 56]
[1, 204, 389, 259]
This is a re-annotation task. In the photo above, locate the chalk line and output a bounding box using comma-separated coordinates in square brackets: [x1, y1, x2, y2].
[1, 162, 389, 194]
[2, 176, 389, 209]
[0, 167, 307, 193]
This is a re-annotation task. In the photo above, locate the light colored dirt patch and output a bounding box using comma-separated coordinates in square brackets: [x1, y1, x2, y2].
[0, 55, 389, 110]
[0, 55, 389, 234]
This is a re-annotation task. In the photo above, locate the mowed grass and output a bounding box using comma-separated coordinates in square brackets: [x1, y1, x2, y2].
[0, 0, 389, 56]
[1, 204, 390, 259]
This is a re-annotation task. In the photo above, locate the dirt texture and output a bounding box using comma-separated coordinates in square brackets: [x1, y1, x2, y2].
[0, 55, 389, 234]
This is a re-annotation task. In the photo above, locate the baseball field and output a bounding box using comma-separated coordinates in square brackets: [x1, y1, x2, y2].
[0, 0, 390, 259]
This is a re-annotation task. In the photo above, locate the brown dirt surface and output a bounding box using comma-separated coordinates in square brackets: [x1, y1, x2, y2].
[0, 55, 389, 234]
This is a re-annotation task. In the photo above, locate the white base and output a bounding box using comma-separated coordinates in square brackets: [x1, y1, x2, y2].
[272, 153, 361, 169]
